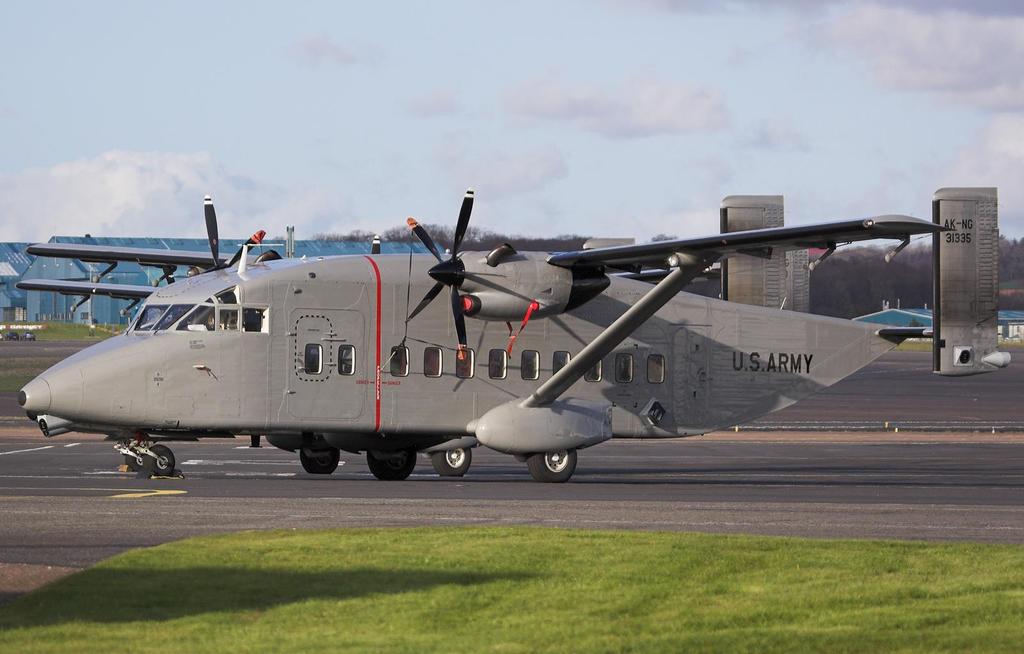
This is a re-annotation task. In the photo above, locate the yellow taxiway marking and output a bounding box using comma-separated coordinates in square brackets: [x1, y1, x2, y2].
[109, 489, 188, 499]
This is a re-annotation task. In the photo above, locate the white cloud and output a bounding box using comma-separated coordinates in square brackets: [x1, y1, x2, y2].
[740, 119, 810, 152]
[504, 77, 730, 138]
[404, 89, 462, 117]
[0, 151, 359, 242]
[827, 4, 1024, 110]
[288, 33, 376, 68]
[434, 143, 569, 198]
[944, 114, 1024, 234]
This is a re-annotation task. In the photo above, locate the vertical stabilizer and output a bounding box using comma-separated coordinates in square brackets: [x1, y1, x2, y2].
[933, 187, 1009, 375]
[720, 195, 809, 311]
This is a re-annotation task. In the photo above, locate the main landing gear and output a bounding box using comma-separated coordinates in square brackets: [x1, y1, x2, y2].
[430, 447, 472, 477]
[366, 449, 417, 481]
[115, 438, 176, 476]
[300, 447, 341, 474]
[525, 449, 577, 483]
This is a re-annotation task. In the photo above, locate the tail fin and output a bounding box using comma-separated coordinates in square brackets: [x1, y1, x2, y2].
[720, 195, 809, 312]
[933, 187, 1009, 375]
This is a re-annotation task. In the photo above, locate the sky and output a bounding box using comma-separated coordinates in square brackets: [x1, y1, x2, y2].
[1, 0, 1022, 243]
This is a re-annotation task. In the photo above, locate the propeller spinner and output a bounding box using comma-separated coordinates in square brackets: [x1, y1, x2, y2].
[406, 188, 475, 357]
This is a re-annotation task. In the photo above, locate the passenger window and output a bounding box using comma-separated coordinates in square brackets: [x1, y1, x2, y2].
[647, 354, 666, 384]
[218, 308, 239, 331]
[584, 360, 602, 382]
[153, 304, 192, 331]
[242, 308, 267, 333]
[338, 345, 356, 375]
[553, 351, 571, 373]
[389, 346, 409, 377]
[521, 350, 540, 380]
[133, 304, 169, 331]
[455, 348, 475, 379]
[304, 344, 323, 374]
[615, 353, 634, 383]
[488, 349, 507, 379]
[423, 347, 442, 378]
[176, 305, 215, 331]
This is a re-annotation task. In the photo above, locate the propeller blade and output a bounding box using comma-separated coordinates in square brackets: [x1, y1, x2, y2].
[204, 195, 220, 267]
[407, 217, 443, 262]
[452, 188, 474, 255]
[225, 230, 268, 269]
[408, 281, 445, 321]
[451, 285, 467, 355]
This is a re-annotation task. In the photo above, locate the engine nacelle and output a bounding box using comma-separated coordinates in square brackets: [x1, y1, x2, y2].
[37, 415, 74, 438]
[472, 398, 613, 454]
[459, 252, 608, 321]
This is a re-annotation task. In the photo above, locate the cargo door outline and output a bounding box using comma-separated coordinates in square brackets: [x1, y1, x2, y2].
[287, 310, 366, 420]
[672, 326, 711, 428]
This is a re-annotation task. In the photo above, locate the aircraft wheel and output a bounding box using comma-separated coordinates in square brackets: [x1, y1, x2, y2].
[526, 449, 577, 483]
[300, 448, 341, 474]
[124, 454, 144, 472]
[366, 449, 416, 481]
[149, 444, 175, 476]
[430, 447, 472, 477]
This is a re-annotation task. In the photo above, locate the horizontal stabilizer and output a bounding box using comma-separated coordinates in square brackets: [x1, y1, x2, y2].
[16, 279, 154, 300]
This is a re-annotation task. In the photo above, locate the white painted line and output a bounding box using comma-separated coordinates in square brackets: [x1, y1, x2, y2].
[0, 446, 54, 456]
[64, 443, 81, 448]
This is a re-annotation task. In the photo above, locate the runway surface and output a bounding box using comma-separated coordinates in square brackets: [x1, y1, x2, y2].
[0, 436, 1022, 575]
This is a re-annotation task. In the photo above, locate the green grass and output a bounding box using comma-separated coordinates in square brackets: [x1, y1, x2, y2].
[0, 528, 1022, 653]
[0, 356, 64, 392]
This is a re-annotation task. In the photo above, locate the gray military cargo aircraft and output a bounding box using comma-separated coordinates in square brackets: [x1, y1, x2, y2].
[16, 188, 1009, 482]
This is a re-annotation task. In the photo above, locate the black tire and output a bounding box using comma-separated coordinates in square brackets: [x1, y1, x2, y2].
[366, 449, 416, 481]
[430, 448, 472, 477]
[300, 448, 341, 474]
[148, 444, 175, 476]
[124, 453, 144, 472]
[526, 449, 577, 483]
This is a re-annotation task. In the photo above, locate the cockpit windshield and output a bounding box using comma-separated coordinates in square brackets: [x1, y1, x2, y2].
[133, 304, 169, 332]
[153, 304, 193, 331]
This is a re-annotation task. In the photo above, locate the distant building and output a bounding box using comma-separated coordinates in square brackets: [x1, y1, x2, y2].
[0, 242, 32, 322]
[855, 306, 1024, 339]
[3, 235, 422, 325]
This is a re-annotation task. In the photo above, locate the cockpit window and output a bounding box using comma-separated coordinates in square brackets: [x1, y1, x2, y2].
[216, 288, 238, 304]
[177, 305, 216, 331]
[218, 307, 239, 331]
[133, 304, 169, 331]
[153, 304, 193, 331]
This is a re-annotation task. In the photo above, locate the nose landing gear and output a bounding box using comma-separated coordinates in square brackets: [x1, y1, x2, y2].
[114, 438, 178, 477]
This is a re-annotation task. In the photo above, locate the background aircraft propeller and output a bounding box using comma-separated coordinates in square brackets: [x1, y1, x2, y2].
[406, 188, 475, 356]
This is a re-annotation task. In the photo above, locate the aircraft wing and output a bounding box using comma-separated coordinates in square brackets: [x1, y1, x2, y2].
[26, 243, 225, 268]
[17, 279, 154, 300]
[547, 215, 942, 269]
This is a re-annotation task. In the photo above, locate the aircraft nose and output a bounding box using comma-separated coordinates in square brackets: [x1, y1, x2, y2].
[19, 378, 52, 414]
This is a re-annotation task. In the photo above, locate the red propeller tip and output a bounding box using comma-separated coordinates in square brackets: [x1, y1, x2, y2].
[406, 217, 419, 228]
[251, 230, 266, 244]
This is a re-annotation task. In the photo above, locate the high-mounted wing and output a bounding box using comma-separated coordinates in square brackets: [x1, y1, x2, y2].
[16, 279, 154, 300]
[547, 215, 941, 269]
[25, 243, 227, 268]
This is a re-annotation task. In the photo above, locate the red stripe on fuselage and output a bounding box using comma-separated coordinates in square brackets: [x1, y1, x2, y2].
[364, 256, 383, 432]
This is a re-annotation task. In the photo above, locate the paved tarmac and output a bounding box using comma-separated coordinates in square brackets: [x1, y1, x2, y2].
[0, 436, 1021, 577]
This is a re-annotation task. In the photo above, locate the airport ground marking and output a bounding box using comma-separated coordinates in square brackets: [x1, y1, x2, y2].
[0, 445, 53, 456]
[109, 489, 188, 500]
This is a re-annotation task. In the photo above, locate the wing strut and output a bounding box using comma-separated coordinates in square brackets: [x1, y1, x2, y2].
[522, 253, 710, 408]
